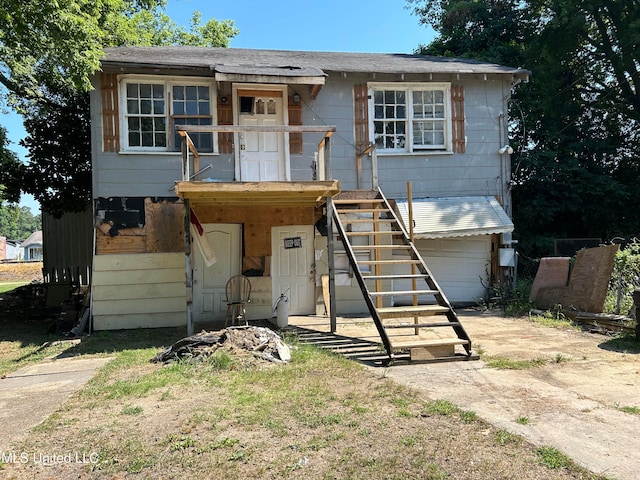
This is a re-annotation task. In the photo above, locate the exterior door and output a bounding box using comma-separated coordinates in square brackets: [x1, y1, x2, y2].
[271, 225, 315, 315]
[238, 91, 287, 181]
[193, 224, 241, 322]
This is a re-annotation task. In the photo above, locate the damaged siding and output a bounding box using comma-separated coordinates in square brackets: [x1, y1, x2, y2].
[92, 253, 186, 329]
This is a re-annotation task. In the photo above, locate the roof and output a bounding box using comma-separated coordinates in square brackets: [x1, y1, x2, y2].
[101, 47, 530, 81]
[395, 196, 513, 239]
[22, 230, 43, 247]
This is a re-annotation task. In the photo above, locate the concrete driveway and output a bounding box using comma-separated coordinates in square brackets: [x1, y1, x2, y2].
[291, 310, 640, 480]
[0, 355, 113, 450]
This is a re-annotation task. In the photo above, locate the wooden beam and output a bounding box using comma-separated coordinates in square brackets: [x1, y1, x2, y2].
[176, 125, 336, 134]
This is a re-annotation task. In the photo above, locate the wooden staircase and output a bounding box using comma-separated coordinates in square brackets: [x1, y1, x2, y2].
[330, 188, 475, 362]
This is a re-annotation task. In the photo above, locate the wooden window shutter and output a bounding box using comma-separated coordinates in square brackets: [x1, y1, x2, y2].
[288, 96, 303, 155]
[217, 96, 233, 154]
[100, 73, 120, 152]
[354, 84, 369, 154]
[451, 85, 466, 153]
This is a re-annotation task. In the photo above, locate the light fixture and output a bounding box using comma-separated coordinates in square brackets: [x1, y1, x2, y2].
[292, 93, 301, 104]
[498, 145, 514, 155]
[220, 95, 227, 104]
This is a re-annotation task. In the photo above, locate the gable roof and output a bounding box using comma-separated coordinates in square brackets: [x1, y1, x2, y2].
[101, 47, 530, 81]
[22, 230, 43, 247]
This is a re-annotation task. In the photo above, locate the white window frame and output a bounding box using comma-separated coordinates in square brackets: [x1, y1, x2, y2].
[368, 82, 453, 154]
[119, 75, 218, 153]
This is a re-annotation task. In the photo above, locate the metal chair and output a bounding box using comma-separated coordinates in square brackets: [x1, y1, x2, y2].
[224, 275, 251, 327]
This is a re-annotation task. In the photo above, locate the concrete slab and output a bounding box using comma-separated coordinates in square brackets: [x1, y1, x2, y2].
[289, 310, 640, 480]
[0, 356, 112, 450]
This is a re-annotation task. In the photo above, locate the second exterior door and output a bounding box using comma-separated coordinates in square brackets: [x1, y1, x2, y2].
[271, 225, 315, 315]
[238, 90, 287, 181]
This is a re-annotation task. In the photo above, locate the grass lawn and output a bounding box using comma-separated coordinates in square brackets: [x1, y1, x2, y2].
[0, 281, 29, 294]
[0, 286, 608, 480]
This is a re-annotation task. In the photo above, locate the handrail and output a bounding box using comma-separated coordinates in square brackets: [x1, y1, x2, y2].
[177, 124, 337, 183]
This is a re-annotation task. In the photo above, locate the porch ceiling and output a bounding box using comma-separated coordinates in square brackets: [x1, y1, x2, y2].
[174, 180, 341, 207]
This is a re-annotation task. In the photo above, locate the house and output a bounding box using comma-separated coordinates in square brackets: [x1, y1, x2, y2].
[5, 239, 22, 260]
[22, 231, 43, 261]
[86, 46, 528, 335]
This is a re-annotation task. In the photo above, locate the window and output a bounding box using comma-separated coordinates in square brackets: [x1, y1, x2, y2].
[121, 76, 216, 153]
[370, 83, 451, 153]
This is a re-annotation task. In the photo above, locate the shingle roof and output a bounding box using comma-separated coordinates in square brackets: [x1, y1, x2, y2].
[102, 46, 530, 80]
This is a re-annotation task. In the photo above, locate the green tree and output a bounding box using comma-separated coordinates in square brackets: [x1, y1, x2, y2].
[408, 0, 640, 256]
[0, 205, 41, 240]
[0, 1, 237, 216]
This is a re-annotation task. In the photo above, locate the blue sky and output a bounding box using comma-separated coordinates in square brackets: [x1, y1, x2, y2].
[4, 0, 435, 214]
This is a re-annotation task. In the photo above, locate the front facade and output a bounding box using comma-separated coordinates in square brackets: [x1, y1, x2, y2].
[88, 46, 528, 330]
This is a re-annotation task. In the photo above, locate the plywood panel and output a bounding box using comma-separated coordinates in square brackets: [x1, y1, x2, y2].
[145, 198, 184, 253]
[96, 235, 146, 254]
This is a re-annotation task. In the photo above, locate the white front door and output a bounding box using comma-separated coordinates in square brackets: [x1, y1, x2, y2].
[271, 225, 315, 315]
[193, 224, 241, 322]
[238, 91, 287, 181]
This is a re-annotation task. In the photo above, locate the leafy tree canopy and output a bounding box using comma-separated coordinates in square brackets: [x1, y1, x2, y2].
[0, 0, 238, 216]
[408, 0, 640, 256]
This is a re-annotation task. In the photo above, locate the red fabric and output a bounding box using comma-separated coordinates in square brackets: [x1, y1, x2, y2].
[190, 208, 204, 236]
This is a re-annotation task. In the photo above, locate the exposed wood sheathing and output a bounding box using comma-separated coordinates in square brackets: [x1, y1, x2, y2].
[95, 198, 184, 255]
[145, 199, 184, 253]
[193, 205, 318, 257]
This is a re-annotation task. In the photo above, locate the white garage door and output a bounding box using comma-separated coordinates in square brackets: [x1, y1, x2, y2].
[392, 235, 490, 305]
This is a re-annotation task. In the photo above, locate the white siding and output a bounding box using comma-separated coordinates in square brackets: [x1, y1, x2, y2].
[92, 253, 186, 330]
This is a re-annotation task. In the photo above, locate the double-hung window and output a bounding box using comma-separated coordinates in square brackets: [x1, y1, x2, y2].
[121, 76, 216, 153]
[370, 83, 451, 153]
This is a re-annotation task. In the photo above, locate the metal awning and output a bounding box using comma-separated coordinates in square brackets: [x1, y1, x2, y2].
[395, 196, 513, 239]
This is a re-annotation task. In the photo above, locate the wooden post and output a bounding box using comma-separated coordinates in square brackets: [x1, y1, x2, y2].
[371, 146, 378, 189]
[408, 182, 419, 335]
[184, 199, 194, 336]
[325, 136, 337, 333]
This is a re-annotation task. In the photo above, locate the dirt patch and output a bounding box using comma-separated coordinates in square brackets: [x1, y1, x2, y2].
[0, 261, 43, 282]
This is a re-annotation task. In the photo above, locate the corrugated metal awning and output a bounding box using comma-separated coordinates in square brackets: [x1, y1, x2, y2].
[395, 196, 513, 239]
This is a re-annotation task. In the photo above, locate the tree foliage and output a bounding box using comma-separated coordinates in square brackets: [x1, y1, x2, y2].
[408, 0, 640, 256]
[0, 1, 237, 216]
[0, 203, 41, 241]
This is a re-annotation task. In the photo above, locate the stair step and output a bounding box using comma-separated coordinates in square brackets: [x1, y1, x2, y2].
[345, 231, 403, 236]
[377, 305, 450, 318]
[336, 208, 390, 214]
[340, 218, 394, 224]
[358, 259, 421, 265]
[334, 198, 385, 205]
[369, 290, 438, 296]
[390, 338, 469, 350]
[364, 274, 429, 280]
[384, 321, 462, 329]
[351, 244, 412, 251]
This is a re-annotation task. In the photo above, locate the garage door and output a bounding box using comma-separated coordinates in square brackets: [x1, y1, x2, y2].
[392, 235, 490, 305]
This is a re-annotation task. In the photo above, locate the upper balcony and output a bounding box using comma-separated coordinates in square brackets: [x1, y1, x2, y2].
[174, 124, 341, 208]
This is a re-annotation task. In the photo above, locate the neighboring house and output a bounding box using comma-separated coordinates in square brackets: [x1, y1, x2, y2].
[87, 46, 528, 331]
[22, 231, 43, 261]
[6, 239, 22, 260]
